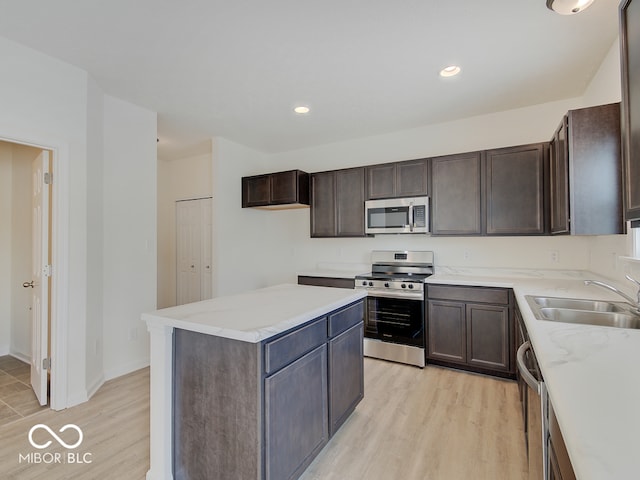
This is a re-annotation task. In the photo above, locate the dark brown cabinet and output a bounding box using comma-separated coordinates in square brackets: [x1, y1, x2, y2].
[242, 169, 309, 209]
[548, 401, 577, 480]
[621, 0, 640, 221]
[310, 167, 367, 237]
[426, 285, 513, 377]
[431, 152, 484, 235]
[366, 159, 429, 199]
[549, 103, 624, 235]
[485, 143, 548, 235]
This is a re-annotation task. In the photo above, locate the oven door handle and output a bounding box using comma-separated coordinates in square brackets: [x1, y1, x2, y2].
[364, 290, 423, 300]
[516, 341, 540, 393]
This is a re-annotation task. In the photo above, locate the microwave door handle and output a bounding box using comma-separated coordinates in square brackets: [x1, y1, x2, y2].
[409, 204, 414, 232]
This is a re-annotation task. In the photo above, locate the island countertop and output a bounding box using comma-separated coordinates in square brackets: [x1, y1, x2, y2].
[142, 283, 366, 343]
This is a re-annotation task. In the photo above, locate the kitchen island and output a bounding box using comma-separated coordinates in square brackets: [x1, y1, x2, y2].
[142, 284, 366, 480]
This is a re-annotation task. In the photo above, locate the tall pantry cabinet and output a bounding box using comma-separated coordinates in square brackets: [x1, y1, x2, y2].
[176, 197, 213, 305]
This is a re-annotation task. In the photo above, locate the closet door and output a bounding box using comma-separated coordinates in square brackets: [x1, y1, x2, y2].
[176, 198, 212, 305]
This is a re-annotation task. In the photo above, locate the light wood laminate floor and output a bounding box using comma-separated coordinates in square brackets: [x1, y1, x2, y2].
[0, 359, 526, 480]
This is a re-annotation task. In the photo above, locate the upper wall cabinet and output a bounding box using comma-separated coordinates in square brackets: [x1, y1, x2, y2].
[549, 103, 624, 235]
[621, 0, 640, 221]
[485, 143, 548, 236]
[242, 170, 309, 209]
[431, 152, 484, 235]
[366, 159, 430, 200]
[310, 167, 367, 237]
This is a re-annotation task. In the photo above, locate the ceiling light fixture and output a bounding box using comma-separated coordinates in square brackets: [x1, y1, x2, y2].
[439, 65, 461, 78]
[546, 0, 595, 15]
[293, 106, 310, 114]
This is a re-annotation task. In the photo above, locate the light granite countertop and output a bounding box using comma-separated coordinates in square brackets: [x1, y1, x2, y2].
[142, 283, 366, 343]
[428, 268, 640, 480]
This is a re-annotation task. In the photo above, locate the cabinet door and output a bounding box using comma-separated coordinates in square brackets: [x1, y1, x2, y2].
[310, 171, 336, 237]
[621, 0, 640, 220]
[396, 159, 429, 197]
[242, 174, 270, 207]
[550, 118, 570, 234]
[427, 300, 466, 363]
[270, 170, 298, 204]
[366, 163, 396, 199]
[336, 167, 366, 237]
[431, 152, 483, 235]
[466, 303, 510, 372]
[485, 144, 547, 235]
[265, 345, 328, 480]
[328, 323, 364, 436]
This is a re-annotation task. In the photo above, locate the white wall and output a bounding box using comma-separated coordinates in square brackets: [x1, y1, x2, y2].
[0, 35, 157, 406]
[102, 94, 157, 381]
[157, 148, 212, 308]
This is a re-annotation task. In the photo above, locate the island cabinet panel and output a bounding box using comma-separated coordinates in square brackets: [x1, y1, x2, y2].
[265, 345, 328, 480]
[297, 275, 355, 289]
[173, 330, 261, 480]
[431, 152, 484, 235]
[485, 143, 548, 235]
[426, 285, 514, 377]
[548, 401, 577, 480]
[172, 298, 364, 480]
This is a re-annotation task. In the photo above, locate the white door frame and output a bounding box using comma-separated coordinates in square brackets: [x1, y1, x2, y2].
[0, 126, 69, 411]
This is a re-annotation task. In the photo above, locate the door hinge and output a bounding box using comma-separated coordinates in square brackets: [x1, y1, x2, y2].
[43, 264, 52, 277]
[44, 172, 52, 185]
[42, 358, 51, 370]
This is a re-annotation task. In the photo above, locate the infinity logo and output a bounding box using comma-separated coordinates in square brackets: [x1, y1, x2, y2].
[28, 424, 83, 450]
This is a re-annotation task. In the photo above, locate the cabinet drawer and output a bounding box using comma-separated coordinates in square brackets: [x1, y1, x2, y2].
[428, 285, 510, 305]
[328, 301, 364, 337]
[265, 318, 327, 375]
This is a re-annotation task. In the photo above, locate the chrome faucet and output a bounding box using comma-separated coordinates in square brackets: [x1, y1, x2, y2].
[584, 275, 640, 310]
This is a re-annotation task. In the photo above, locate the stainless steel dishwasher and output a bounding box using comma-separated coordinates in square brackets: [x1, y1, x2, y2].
[516, 341, 548, 480]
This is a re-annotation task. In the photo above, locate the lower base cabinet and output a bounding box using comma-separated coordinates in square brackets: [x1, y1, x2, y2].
[265, 345, 328, 480]
[173, 299, 364, 480]
[548, 401, 576, 480]
[426, 285, 513, 377]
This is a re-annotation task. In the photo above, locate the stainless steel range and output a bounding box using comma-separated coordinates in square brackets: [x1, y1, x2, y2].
[355, 250, 434, 367]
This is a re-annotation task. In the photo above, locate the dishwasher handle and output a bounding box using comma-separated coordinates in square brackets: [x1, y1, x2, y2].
[516, 341, 541, 394]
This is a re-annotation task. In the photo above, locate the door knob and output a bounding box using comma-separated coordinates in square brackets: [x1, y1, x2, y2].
[23, 281, 34, 288]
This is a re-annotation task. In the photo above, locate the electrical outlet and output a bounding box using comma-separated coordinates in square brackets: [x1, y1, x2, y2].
[128, 327, 138, 341]
[463, 250, 471, 261]
[550, 250, 559, 263]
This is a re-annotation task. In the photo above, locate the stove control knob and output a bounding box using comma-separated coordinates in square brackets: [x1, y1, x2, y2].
[368, 281, 374, 287]
[401, 283, 406, 289]
[361, 280, 368, 286]
[408, 284, 414, 289]
[384, 282, 390, 288]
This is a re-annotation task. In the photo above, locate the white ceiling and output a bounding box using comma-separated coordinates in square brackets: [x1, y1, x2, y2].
[0, 0, 620, 159]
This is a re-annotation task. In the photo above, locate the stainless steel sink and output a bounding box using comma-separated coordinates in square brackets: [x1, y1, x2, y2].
[538, 307, 640, 329]
[529, 296, 629, 313]
[525, 295, 640, 330]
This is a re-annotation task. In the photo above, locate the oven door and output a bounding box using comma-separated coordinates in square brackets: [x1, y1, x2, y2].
[364, 293, 425, 347]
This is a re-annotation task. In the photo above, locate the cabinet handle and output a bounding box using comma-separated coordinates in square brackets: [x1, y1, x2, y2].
[516, 341, 540, 393]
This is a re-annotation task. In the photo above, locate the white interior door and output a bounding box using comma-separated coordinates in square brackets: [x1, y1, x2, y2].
[30, 150, 49, 406]
[176, 198, 212, 305]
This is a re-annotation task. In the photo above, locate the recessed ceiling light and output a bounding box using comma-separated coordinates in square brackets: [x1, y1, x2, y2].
[293, 106, 310, 114]
[546, 0, 595, 15]
[439, 65, 461, 78]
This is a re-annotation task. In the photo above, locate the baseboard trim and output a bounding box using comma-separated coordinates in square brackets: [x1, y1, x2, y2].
[9, 350, 31, 364]
[0, 345, 9, 356]
[86, 374, 105, 400]
[104, 358, 150, 382]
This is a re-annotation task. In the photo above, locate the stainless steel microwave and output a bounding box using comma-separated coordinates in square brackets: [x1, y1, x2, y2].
[365, 196, 430, 234]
